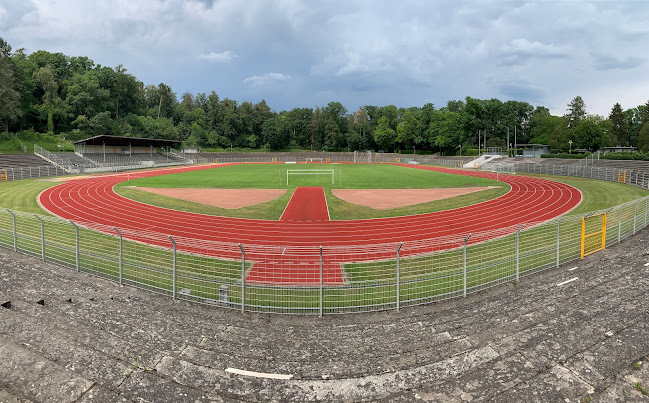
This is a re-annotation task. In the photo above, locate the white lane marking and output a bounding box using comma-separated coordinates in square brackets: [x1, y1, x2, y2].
[644, 262, 649, 267]
[557, 277, 578, 286]
[569, 267, 578, 271]
[225, 367, 293, 380]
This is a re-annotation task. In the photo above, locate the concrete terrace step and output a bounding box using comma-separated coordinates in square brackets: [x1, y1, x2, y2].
[0, 338, 94, 402]
[2, 228, 649, 400]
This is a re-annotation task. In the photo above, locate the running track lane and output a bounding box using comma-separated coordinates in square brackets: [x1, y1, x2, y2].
[38, 163, 582, 285]
[280, 187, 329, 221]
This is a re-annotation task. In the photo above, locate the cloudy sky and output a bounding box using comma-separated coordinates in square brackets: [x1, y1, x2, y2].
[1, 0, 648, 116]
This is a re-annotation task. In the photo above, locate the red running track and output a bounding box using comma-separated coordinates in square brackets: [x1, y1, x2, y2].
[38, 163, 582, 285]
[280, 187, 330, 221]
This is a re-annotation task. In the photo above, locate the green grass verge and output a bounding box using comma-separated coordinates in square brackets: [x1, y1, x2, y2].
[0, 178, 60, 214]
[518, 173, 649, 215]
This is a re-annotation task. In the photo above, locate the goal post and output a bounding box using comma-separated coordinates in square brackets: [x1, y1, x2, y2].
[306, 157, 323, 163]
[287, 169, 334, 186]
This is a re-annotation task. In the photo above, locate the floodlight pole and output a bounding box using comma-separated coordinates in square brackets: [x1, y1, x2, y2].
[514, 126, 517, 157]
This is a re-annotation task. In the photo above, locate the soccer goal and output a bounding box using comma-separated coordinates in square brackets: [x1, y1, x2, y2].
[306, 157, 323, 163]
[287, 169, 334, 186]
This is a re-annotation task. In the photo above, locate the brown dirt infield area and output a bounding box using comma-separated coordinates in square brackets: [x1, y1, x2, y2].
[332, 187, 495, 210]
[134, 187, 287, 209]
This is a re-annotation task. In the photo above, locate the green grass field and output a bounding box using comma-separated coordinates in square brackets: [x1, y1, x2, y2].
[116, 164, 508, 220]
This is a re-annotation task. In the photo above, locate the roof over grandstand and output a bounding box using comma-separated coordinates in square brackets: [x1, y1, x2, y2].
[72, 135, 181, 148]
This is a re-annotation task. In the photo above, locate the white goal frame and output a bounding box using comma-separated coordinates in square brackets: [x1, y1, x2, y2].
[306, 157, 323, 163]
[287, 169, 334, 186]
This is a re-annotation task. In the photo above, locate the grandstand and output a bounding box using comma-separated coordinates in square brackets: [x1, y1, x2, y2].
[0, 153, 67, 181]
[0, 153, 53, 169]
[589, 158, 649, 172]
[82, 151, 187, 167]
[71, 135, 186, 171]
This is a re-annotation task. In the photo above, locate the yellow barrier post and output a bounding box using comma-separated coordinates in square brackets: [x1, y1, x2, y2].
[0, 170, 7, 182]
[618, 170, 626, 183]
[396, 158, 400, 163]
[581, 212, 607, 259]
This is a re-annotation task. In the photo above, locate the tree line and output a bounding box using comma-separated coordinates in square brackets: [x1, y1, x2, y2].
[1, 37, 648, 154]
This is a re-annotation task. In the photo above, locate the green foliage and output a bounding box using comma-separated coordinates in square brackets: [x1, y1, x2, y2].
[638, 123, 649, 153]
[609, 102, 628, 146]
[3, 37, 649, 156]
[565, 95, 587, 127]
[373, 116, 396, 151]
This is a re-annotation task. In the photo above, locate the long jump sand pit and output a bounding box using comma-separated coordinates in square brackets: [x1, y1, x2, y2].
[134, 187, 286, 209]
[332, 187, 496, 210]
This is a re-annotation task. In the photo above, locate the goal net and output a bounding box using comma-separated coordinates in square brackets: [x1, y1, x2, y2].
[306, 157, 323, 163]
[287, 169, 334, 186]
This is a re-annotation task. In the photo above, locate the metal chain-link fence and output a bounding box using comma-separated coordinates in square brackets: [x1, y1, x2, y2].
[1, 194, 646, 315]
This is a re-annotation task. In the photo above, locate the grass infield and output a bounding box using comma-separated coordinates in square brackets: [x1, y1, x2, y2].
[116, 163, 507, 220]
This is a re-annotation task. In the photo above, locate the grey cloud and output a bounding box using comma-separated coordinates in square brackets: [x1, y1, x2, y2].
[592, 54, 645, 71]
[3, 1, 649, 116]
[497, 39, 570, 66]
[244, 72, 290, 88]
[490, 78, 546, 104]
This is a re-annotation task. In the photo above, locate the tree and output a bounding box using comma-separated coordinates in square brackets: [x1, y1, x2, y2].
[574, 115, 609, 151]
[637, 123, 649, 152]
[0, 37, 21, 132]
[373, 116, 396, 151]
[324, 116, 340, 149]
[549, 125, 570, 152]
[529, 110, 564, 145]
[324, 101, 348, 135]
[609, 102, 628, 146]
[65, 70, 111, 118]
[565, 96, 586, 128]
[397, 110, 419, 150]
[261, 116, 287, 150]
[641, 100, 649, 127]
[428, 110, 461, 153]
[34, 66, 65, 133]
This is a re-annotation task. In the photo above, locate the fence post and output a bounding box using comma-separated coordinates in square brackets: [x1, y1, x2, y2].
[169, 236, 177, 299]
[6, 209, 16, 252]
[239, 243, 245, 313]
[556, 217, 565, 268]
[516, 225, 525, 281]
[463, 234, 471, 297]
[114, 227, 123, 285]
[319, 246, 323, 317]
[34, 215, 44, 261]
[70, 221, 79, 272]
[396, 242, 402, 311]
[618, 207, 622, 243]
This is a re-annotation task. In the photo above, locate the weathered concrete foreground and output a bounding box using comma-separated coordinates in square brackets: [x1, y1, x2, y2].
[1, 230, 649, 402]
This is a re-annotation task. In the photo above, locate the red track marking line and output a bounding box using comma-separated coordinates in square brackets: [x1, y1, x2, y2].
[280, 187, 329, 221]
